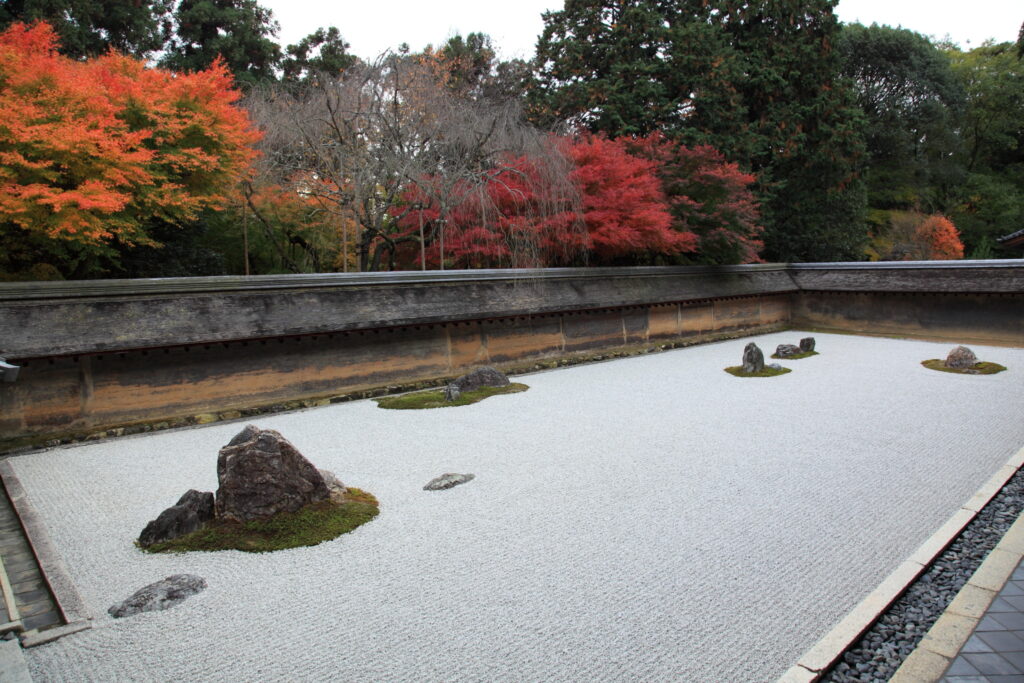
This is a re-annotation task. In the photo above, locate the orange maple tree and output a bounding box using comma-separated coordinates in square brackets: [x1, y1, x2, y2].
[913, 214, 964, 260]
[0, 21, 259, 251]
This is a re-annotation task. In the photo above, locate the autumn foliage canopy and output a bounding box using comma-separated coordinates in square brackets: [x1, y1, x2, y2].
[0, 22, 259, 250]
[391, 132, 761, 269]
[913, 215, 964, 260]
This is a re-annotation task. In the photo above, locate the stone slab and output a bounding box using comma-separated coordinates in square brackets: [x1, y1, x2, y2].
[889, 646, 952, 683]
[0, 461, 89, 625]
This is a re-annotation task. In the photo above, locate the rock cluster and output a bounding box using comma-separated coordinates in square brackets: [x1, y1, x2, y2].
[423, 473, 475, 491]
[444, 366, 510, 402]
[137, 425, 337, 546]
[741, 343, 764, 374]
[944, 345, 978, 369]
[775, 337, 816, 358]
[108, 574, 207, 619]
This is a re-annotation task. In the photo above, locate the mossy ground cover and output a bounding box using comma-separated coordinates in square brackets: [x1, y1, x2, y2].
[921, 360, 1007, 375]
[142, 488, 379, 553]
[770, 351, 819, 360]
[375, 383, 529, 410]
[724, 366, 792, 378]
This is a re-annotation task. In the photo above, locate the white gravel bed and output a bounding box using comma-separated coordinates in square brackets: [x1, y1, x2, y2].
[10, 331, 1024, 682]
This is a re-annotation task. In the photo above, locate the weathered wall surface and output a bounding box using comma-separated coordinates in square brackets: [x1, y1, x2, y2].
[0, 266, 795, 358]
[791, 261, 1024, 346]
[0, 261, 1021, 450]
[0, 267, 795, 449]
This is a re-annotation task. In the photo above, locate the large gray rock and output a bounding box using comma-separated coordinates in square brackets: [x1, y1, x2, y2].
[775, 344, 801, 358]
[945, 345, 978, 369]
[450, 366, 510, 393]
[216, 426, 329, 522]
[424, 473, 475, 491]
[741, 343, 764, 374]
[799, 337, 816, 352]
[108, 574, 207, 618]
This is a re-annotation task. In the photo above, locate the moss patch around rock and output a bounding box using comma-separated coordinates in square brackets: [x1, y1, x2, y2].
[724, 365, 792, 378]
[141, 488, 379, 553]
[921, 359, 1007, 375]
[770, 351, 819, 360]
[375, 383, 529, 410]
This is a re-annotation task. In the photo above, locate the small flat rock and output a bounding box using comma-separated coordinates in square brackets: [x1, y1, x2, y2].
[108, 574, 207, 619]
[424, 473, 475, 491]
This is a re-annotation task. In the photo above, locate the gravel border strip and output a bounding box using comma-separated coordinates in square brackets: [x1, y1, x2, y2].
[780, 445, 1024, 682]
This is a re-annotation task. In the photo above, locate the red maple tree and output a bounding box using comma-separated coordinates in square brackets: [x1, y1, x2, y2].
[568, 132, 695, 263]
[393, 133, 693, 268]
[392, 153, 583, 269]
[627, 133, 763, 264]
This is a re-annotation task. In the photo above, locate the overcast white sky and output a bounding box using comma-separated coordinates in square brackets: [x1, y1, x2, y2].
[263, 0, 1022, 61]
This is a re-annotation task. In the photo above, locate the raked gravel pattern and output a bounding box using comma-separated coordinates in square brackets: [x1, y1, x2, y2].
[9, 332, 1024, 682]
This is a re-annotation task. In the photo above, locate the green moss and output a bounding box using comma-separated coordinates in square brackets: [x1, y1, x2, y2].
[770, 351, 819, 360]
[724, 365, 792, 378]
[142, 488, 379, 553]
[375, 382, 529, 410]
[921, 359, 1007, 375]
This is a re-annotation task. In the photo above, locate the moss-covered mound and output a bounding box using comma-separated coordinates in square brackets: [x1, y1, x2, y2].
[375, 383, 529, 410]
[770, 351, 819, 360]
[921, 359, 1007, 375]
[724, 366, 792, 378]
[142, 488, 379, 553]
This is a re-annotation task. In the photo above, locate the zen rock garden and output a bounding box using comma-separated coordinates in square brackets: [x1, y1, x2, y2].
[922, 345, 1007, 375]
[118, 426, 380, 617]
[116, 344, 1006, 621]
[725, 339, 811, 377]
[137, 424, 378, 556]
[724, 338, 1006, 379]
